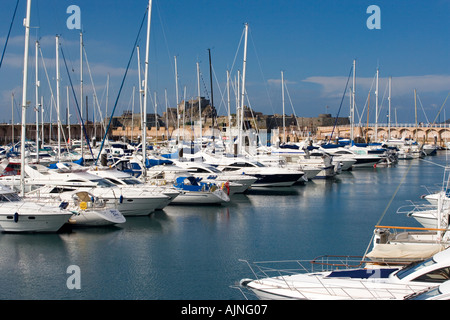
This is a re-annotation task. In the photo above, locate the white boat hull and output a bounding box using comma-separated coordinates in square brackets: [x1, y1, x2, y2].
[171, 190, 230, 205]
[68, 208, 126, 226]
[0, 212, 71, 233]
[104, 196, 169, 216]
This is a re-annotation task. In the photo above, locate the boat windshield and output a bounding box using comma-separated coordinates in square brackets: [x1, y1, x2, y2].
[93, 179, 116, 188]
[206, 166, 221, 173]
[395, 258, 436, 280]
[121, 178, 143, 185]
[406, 286, 441, 300]
[0, 192, 22, 202]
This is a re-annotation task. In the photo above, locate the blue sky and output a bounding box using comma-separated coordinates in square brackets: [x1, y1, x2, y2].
[0, 0, 449, 126]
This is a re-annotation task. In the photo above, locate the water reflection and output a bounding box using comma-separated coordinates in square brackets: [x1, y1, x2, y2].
[0, 153, 448, 299]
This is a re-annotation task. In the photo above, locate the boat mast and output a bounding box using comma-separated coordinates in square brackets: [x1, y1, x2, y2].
[154, 91, 158, 143]
[165, 88, 168, 139]
[80, 31, 84, 161]
[136, 45, 143, 145]
[20, 0, 32, 196]
[183, 86, 186, 141]
[197, 61, 202, 148]
[35, 40, 40, 162]
[142, 0, 153, 172]
[351, 59, 356, 144]
[388, 76, 391, 140]
[56, 35, 61, 161]
[105, 73, 109, 137]
[174, 55, 180, 143]
[11, 93, 14, 146]
[414, 89, 418, 141]
[239, 23, 249, 154]
[208, 48, 215, 130]
[41, 96, 44, 145]
[375, 68, 379, 142]
[67, 86, 71, 146]
[227, 69, 231, 152]
[281, 70, 286, 143]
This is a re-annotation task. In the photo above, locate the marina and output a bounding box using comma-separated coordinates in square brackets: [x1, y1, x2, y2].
[0, 0, 449, 303]
[0, 151, 449, 300]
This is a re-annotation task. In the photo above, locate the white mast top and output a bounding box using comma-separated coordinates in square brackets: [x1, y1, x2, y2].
[142, 0, 153, 173]
[375, 68, 379, 142]
[197, 62, 202, 148]
[80, 31, 84, 161]
[239, 23, 249, 154]
[351, 59, 356, 143]
[20, 0, 32, 196]
[56, 35, 61, 160]
[388, 76, 392, 140]
[174, 56, 180, 143]
[281, 70, 286, 143]
[35, 40, 40, 162]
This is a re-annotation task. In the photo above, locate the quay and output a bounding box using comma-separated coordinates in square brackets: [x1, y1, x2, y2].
[0, 118, 448, 147]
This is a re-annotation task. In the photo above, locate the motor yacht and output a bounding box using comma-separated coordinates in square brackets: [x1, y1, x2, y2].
[23, 163, 170, 216]
[240, 248, 450, 300]
[0, 184, 72, 233]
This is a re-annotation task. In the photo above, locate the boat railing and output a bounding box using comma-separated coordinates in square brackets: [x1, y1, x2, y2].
[240, 255, 365, 281]
[238, 258, 426, 300]
[310, 255, 366, 269]
[396, 202, 437, 216]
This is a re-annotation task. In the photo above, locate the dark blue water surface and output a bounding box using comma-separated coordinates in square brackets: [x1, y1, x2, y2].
[0, 152, 448, 300]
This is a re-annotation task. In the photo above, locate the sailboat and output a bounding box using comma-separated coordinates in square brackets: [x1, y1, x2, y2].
[28, 186, 126, 226]
[0, 0, 73, 232]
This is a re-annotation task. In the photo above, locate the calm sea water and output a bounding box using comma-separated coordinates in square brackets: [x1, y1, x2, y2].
[1, 151, 449, 300]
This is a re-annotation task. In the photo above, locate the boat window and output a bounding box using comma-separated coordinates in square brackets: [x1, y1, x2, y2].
[93, 179, 116, 188]
[105, 178, 122, 185]
[222, 167, 238, 172]
[396, 259, 436, 280]
[406, 286, 441, 300]
[412, 267, 450, 283]
[49, 187, 76, 193]
[192, 168, 210, 173]
[207, 166, 221, 173]
[122, 178, 142, 185]
[0, 193, 21, 202]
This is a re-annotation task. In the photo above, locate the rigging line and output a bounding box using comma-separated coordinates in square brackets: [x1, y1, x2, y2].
[284, 83, 301, 132]
[357, 73, 376, 125]
[83, 45, 107, 133]
[377, 79, 389, 122]
[362, 160, 414, 259]
[96, 7, 148, 164]
[211, 64, 226, 114]
[11, 92, 21, 124]
[329, 65, 353, 141]
[416, 93, 430, 124]
[418, 157, 447, 168]
[38, 45, 57, 119]
[155, 1, 175, 77]
[0, 0, 19, 71]
[248, 28, 275, 115]
[229, 27, 245, 77]
[60, 44, 94, 160]
[431, 91, 450, 125]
